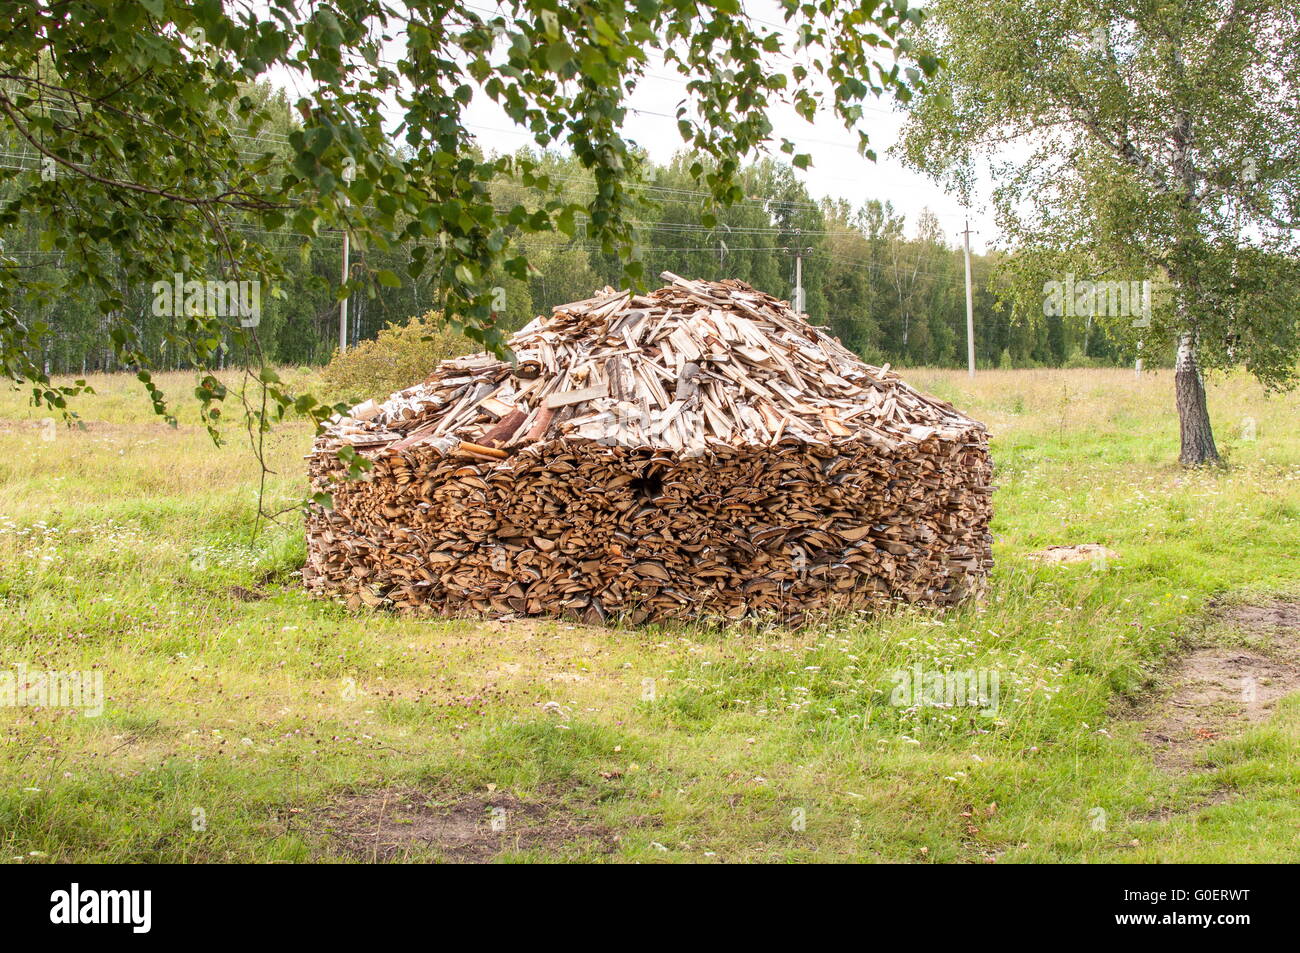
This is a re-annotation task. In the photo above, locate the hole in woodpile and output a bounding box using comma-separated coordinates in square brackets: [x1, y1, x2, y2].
[630, 468, 663, 500]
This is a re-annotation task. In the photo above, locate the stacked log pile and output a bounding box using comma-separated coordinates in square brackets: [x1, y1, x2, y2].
[304, 273, 994, 625]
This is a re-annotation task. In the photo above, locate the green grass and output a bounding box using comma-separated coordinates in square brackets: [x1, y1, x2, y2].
[1, 366, 1299, 863]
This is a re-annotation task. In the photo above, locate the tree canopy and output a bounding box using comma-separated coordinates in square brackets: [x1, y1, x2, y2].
[0, 0, 933, 438]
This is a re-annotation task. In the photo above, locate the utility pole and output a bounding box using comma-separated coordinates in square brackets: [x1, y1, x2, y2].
[339, 219, 350, 354]
[962, 219, 976, 378]
[793, 228, 804, 313]
[795, 249, 803, 313]
[339, 162, 355, 354]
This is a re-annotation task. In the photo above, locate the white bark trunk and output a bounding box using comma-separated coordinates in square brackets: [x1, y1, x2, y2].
[1174, 332, 1220, 465]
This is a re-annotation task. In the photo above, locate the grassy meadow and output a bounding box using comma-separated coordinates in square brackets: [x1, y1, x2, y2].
[1, 365, 1298, 863]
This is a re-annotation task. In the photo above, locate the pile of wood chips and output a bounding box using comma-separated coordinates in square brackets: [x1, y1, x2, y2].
[305, 273, 994, 625]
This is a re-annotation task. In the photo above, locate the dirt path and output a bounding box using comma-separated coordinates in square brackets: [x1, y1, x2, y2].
[1140, 600, 1300, 770]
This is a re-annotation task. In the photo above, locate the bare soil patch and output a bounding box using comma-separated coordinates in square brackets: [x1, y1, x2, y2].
[1031, 543, 1119, 565]
[1218, 600, 1300, 637]
[1131, 788, 1236, 823]
[228, 585, 267, 602]
[1140, 600, 1300, 771]
[320, 787, 618, 863]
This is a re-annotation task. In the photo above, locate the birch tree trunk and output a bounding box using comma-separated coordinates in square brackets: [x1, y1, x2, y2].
[1175, 332, 1220, 465]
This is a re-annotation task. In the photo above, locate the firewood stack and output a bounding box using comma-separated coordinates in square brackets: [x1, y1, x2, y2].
[304, 273, 993, 625]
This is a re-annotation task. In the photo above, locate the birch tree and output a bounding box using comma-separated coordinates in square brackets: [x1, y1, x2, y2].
[901, 0, 1300, 464]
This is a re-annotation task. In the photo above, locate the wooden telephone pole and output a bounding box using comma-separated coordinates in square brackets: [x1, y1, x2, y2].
[961, 219, 976, 377]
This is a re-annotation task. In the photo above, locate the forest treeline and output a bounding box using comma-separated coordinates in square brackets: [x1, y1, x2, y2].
[1, 85, 1132, 375]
